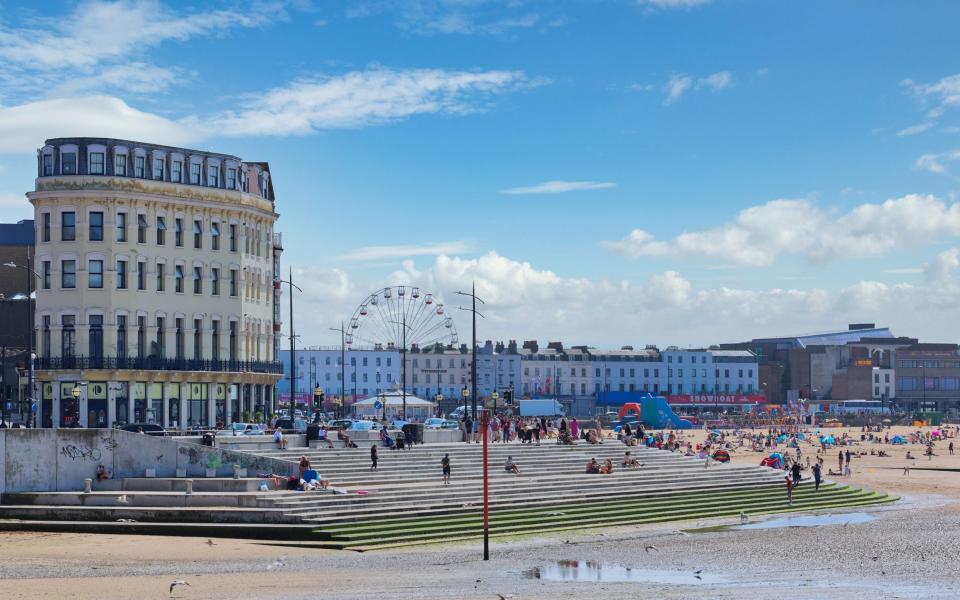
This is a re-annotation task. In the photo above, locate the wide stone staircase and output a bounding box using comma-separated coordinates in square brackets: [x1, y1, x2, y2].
[246, 442, 897, 550]
[1, 441, 897, 549]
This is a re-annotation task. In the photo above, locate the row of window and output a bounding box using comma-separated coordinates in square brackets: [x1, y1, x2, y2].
[43, 259, 245, 297]
[40, 211, 269, 257]
[897, 376, 960, 392]
[300, 356, 394, 367]
[521, 366, 754, 379]
[42, 149, 270, 198]
[44, 314, 245, 362]
[898, 359, 960, 369]
[517, 382, 755, 395]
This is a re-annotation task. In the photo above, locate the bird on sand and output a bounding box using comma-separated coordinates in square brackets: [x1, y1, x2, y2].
[644, 545, 658, 552]
[117, 494, 129, 504]
[205, 539, 216, 546]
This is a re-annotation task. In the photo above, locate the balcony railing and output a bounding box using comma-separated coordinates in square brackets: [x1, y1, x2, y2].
[36, 356, 283, 374]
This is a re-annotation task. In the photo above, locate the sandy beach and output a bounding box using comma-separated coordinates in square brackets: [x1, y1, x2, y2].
[1, 425, 957, 600]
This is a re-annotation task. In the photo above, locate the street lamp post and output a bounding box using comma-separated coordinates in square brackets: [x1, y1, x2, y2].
[330, 323, 348, 420]
[313, 383, 322, 422]
[457, 283, 485, 424]
[491, 390, 499, 416]
[462, 386, 469, 415]
[278, 270, 302, 415]
[435, 392, 443, 418]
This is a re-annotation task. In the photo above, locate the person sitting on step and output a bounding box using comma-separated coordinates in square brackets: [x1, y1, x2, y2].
[504, 456, 520, 475]
[585, 457, 601, 474]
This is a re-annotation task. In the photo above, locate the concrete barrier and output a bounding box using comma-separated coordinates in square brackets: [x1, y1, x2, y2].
[0, 429, 297, 495]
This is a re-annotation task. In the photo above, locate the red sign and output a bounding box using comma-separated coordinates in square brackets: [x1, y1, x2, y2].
[667, 394, 767, 405]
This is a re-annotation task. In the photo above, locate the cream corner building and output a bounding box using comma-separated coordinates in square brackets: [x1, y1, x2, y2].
[29, 137, 283, 428]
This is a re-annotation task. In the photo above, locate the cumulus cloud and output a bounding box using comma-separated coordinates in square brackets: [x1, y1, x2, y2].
[696, 70, 733, 92]
[200, 67, 535, 137]
[663, 75, 693, 105]
[604, 194, 960, 266]
[500, 180, 616, 194]
[290, 248, 960, 348]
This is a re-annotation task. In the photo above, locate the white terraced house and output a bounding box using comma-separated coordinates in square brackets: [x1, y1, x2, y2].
[29, 137, 284, 429]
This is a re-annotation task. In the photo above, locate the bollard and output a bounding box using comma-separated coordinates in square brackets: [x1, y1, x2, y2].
[185, 479, 194, 495]
[83, 478, 93, 494]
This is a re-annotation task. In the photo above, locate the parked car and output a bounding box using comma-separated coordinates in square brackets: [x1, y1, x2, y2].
[274, 418, 308, 433]
[120, 423, 167, 436]
[390, 419, 409, 430]
[448, 407, 467, 420]
[227, 422, 266, 435]
[440, 419, 461, 429]
[424, 418, 447, 429]
[350, 420, 383, 431]
[327, 419, 355, 431]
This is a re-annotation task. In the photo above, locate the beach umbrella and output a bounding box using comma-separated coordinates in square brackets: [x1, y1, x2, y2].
[712, 449, 731, 463]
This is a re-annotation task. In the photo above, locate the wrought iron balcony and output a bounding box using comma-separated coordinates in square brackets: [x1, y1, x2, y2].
[35, 355, 283, 374]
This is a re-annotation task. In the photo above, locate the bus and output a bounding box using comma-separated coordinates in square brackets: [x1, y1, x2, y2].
[838, 400, 886, 415]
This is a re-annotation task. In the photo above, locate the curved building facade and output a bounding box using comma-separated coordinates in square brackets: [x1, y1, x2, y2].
[29, 137, 283, 428]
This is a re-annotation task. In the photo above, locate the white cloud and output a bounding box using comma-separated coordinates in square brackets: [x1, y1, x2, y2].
[500, 180, 616, 195]
[353, 0, 560, 36]
[288, 248, 960, 348]
[49, 63, 183, 96]
[925, 247, 960, 283]
[897, 122, 934, 137]
[605, 194, 960, 266]
[341, 241, 474, 261]
[0, 95, 197, 153]
[662, 71, 733, 105]
[0, 0, 279, 71]
[915, 149, 960, 174]
[200, 67, 535, 137]
[663, 75, 693, 105]
[902, 73, 960, 119]
[696, 70, 733, 92]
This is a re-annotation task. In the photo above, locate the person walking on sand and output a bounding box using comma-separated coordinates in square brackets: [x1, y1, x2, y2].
[950, 441, 955, 456]
[370, 444, 378, 472]
[441, 453, 451, 485]
[812, 461, 822, 491]
[838, 450, 844, 470]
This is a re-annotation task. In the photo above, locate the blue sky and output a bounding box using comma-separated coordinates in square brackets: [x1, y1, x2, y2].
[2, 0, 960, 347]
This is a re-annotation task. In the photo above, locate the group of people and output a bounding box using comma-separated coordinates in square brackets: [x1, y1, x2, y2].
[460, 415, 605, 446]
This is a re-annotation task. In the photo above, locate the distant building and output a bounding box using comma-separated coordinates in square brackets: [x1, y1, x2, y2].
[277, 346, 401, 410]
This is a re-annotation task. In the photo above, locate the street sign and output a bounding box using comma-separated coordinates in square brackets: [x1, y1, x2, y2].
[3, 401, 12, 411]
[31, 402, 37, 413]
[374, 400, 383, 410]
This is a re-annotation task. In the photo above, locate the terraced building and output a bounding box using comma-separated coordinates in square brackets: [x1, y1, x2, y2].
[28, 138, 283, 428]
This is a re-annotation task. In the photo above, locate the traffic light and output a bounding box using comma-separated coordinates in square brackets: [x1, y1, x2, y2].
[504, 389, 513, 404]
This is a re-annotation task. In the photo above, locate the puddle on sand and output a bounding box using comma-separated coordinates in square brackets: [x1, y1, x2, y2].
[524, 560, 725, 585]
[735, 512, 876, 530]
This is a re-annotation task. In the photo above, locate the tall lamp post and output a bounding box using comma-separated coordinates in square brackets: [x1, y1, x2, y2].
[491, 390, 499, 416]
[278, 269, 302, 413]
[462, 386, 469, 415]
[456, 283, 485, 422]
[3, 260, 40, 427]
[435, 392, 443, 418]
[388, 316, 412, 420]
[330, 323, 348, 420]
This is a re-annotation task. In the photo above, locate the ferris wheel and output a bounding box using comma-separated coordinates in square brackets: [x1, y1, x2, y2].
[346, 286, 458, 350]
